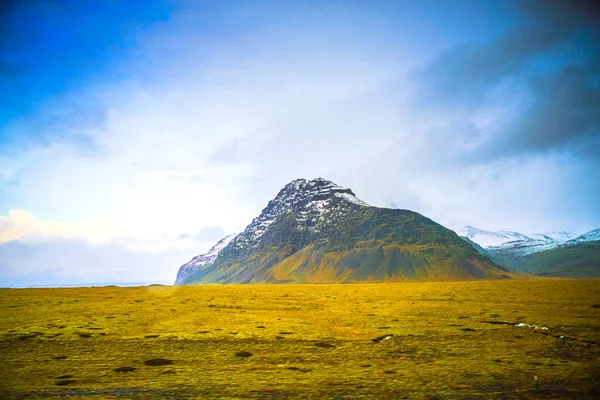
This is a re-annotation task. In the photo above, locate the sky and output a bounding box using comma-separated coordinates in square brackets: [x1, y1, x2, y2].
[1, 0, 599, 287]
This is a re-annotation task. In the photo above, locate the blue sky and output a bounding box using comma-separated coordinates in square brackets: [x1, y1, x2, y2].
[1, 0, 599, 286]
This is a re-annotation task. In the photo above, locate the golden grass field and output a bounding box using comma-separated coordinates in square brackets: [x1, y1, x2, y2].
[0, 279, 599, 399]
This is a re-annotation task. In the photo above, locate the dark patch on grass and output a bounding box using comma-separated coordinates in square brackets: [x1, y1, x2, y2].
[461, 328, 476, 332]
[162, 370, 176, 374]
[144, 358, 173, 366]
[234, 351, 252, 357]
[229, 332, 238, 335]
[483, 320, 512, 325]
[144, 335, 160, 339]
[378, 326, 391, 329]
[114, 366, 136, 372]
[78, 333, 92, 338]
[383, 370, 396, 374]
[256, 326, 266, 328]
[360, 364, 371, 368]
[275, 336, 285, 340]
[196, 331, 210, 334]
[279, 331, 294, 335]
[286, 366, 312, 372]
[52, 355, 67, 360]
[314, 342, 335, 348]
[591, 304, 600, 308]
[18, 334, 38, 340]
[56, 374, 74, 379]
[55, 379, 76, 386]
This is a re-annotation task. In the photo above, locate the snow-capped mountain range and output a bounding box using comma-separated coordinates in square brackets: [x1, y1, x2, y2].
[459, 225, 598, 256]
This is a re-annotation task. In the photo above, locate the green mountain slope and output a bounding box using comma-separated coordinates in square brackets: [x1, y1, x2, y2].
[519, 241, 600, 278]
[178, 178, 509, 284]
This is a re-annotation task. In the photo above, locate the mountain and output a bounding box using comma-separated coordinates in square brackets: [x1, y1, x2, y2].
[176, 178, 509, 285]
[459, 226, 600, 277]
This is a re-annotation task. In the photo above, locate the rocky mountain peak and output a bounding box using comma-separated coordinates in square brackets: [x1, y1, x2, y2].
[229, 178, 370, 250]
[273, 178, 362, 207]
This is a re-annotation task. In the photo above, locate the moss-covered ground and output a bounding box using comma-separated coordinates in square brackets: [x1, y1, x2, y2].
[0, 279, 599, 399]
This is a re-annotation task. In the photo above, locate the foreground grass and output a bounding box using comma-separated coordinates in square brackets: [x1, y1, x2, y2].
[0, 280, 598, 399]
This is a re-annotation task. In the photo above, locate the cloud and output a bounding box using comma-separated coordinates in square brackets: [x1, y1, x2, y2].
[478, 58, 600, 159]
[0, 209, 113, 244]
[179, 226, 227, 242]
[520, 0, 600, 33]
[405, 0, 600, 168]
[0, 237, 192, 287]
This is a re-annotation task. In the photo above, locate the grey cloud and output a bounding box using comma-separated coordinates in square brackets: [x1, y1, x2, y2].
[414, 27, 561, 110]
[414, 0, 599, 109]
[520, 0, 600, 34]
[410, 0, 599, 164]
[482, 59, 600, 158]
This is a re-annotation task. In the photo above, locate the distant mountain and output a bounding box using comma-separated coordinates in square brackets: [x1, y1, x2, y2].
[520, 240, 600, 278]
[459, 226, 600, 277]
[460, 225, 533, 248]
[567, 229, 600, 244]
[175, 178, 508, 285]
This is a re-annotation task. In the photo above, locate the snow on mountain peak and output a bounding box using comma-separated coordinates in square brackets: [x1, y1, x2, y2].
[459, 225, 596, 257]
[568, 228, 600, 244]
[460, 226, 531, 248]
[231, 178, 371, 248]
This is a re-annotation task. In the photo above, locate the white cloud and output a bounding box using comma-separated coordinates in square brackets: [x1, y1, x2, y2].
[0, 209, 113, 244]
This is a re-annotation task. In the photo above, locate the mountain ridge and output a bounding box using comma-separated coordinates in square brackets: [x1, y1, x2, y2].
[459, 226, 600, 277]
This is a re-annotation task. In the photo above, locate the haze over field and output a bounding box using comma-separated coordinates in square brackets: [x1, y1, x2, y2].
[1, 0, 599, 286]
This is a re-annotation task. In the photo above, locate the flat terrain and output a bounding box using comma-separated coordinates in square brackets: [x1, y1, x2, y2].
[0, 280, 599, 399]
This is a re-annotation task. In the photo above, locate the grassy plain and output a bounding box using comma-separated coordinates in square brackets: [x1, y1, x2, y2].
[0, 279, 599, 399]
